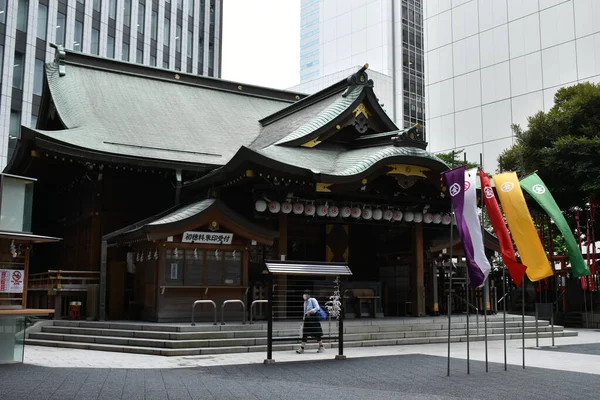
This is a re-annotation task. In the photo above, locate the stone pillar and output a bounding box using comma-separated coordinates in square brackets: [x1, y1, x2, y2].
[412, 224, 426, 316]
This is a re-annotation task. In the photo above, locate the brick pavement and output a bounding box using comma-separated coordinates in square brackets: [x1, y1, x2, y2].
[1, 354, 597, 400]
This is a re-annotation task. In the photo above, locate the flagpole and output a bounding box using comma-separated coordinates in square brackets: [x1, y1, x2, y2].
[464, 152, 470, 375]
[446, 151, 454, 377]
[480, 154, 489, 373]
[503, 264, 507, 371]
[522, 276, 525, 369]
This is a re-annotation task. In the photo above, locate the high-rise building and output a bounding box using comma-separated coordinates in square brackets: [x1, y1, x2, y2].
[0, 0, 222, 167]
[424, 0, 600, 172]
[295, 0, 425, 130]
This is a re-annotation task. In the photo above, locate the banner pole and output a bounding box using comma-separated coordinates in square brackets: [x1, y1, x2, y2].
[479, 155, 489, 373]
[447, 208, 454, 377]
[503, 265, 507, 371]
[522, 277, 525, 369]
[466, 259, 470, 375]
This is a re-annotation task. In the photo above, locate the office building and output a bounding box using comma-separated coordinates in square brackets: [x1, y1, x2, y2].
[424, 0, 600, 172]
[295, 0, 425, 130]
[0, 0, 222, 168]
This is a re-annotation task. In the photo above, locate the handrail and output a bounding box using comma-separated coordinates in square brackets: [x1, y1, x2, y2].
[191, 300, 217, 326]
[452, 294, 479, 336]
[221, 299, 246, 325]
[249, 300, 268, 324]
[497, 292, 510, 304]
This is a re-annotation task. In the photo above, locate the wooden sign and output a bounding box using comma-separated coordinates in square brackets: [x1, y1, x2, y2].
[0, 269, 24, 293]
[182, 231, 233, 245]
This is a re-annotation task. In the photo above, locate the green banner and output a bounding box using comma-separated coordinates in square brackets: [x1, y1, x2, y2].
[520, 173, 590, 278]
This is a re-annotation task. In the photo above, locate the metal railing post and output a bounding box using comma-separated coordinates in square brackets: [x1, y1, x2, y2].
[191, 300, 217, 326]
[221, 299, 246, 325]
[250, 300, 268, 324]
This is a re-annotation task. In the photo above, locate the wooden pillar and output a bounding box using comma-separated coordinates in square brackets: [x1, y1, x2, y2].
[412, 224, 426, 316]
[276, 214, 288, 319]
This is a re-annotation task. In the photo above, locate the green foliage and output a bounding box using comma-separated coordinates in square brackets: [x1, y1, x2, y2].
[436, 149, 480, 170]
[498, 82, 600, 209]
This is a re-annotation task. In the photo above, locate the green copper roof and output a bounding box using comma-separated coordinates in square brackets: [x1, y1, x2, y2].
[273, 85, 364, 146]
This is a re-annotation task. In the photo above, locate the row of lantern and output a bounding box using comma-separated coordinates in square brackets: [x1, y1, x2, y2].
[255, 200, 452, 224]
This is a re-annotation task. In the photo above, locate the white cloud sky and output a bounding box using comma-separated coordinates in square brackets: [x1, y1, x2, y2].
[221, 0, 300, 90]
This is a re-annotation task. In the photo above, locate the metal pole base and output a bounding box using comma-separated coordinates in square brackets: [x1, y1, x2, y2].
[263, 359, 276, 364]
[335, 355, 347, 360]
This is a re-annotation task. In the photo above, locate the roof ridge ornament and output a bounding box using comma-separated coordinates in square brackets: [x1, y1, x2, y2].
[342, 63, 373, 97]
[49, 43, 67, 77]
[391, 124, 428, 150]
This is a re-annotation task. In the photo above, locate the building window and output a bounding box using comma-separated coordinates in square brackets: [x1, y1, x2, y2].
[37, 4, 48, 40]
[74, 20, 83, 51]
[91, 28, 100, 55]
[137, 2, 145, 34]
[176, 23, 182, 53]
[136, 48, 143, 63]
[8, 111, 21, 160]
[151, 10, 158, 40]
[93, 0, 100, 12]
[123, 0, 131, 27]
[0, 0, 7, 24]
[17, 0, 29, 32]
[12, 52, 25, 90]
[107, 35, 115, 58]
[187, 29, 193, 58]
[177, 0, 182, 10]
[150, 55, 156, 66]
[56, 12, 66, 46]
[0, 45, 3, 82]
[163, 59, 169, 68]
[109, 0, 117, 19]
[122, 42, 129, 61]
[30, 114, 38, 128]
[164, 17, 170, 44]
[198, 37, 203, 73]
[188, 0, 193, 16]
[208, 42, 213, 76]
[33, 58, 44, 96]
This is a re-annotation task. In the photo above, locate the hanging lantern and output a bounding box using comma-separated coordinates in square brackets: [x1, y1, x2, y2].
[383, 209, 394, 221]
[442, 214, 452, 225]
[317, 204, 329, 217]
[351, 206, 362, 218]
[372, 209, 383, 220]
[433, 213, 443, 224]
[268, 201, 281, 213]
[404, 211, 414, 222]
[328, 205, 339, 217]
[362, 208, 373, 220]
[293, 203, 304, 214]
[413, 212, 423, 223]
[392, 210, 403, 222]
[255, 199, 267, 212]
[305, 203, 316, 216]
[281, 202, 293, 214]
[424, 213, 434, 224]
[340, 206, 352, 218]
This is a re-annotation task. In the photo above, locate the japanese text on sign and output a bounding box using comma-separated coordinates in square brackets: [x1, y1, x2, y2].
[0, 269, 24, 293]
[182, 231, 233, 245]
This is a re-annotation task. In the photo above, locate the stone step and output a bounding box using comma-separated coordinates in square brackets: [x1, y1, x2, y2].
[41, 320, 549, 340]
[30, 324, 566, 350]
[25, 330, 578, 357]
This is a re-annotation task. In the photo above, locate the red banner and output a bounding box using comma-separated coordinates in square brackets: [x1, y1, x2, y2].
[480, 170, 527, 286]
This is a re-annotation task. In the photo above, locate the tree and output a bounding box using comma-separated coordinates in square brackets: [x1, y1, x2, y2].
[435, 149, 480, 169]
[498, 82, 600, 210]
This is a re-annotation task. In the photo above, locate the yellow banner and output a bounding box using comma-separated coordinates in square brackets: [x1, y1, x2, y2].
[492, 172, 553, 282]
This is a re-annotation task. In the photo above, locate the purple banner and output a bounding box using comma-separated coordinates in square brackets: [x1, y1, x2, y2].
[443, 166, 486, 288]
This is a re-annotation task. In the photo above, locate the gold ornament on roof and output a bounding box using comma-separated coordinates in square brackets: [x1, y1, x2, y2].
[353, 103, 371, 119]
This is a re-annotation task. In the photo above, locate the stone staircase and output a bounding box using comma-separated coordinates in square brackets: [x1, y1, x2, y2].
[25, 315, 577, 357]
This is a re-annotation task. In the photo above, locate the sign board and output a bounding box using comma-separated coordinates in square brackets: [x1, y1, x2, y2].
[182, 231, 233, 245]
[0, 269, 24, 293]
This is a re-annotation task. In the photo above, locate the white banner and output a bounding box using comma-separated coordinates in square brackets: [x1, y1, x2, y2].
[182, 231, 233, 245]
[0, 269, 24, 293]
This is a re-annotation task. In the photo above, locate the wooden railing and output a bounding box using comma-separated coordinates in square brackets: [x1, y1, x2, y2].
[27, 270, 100, 320]
[28, 270, 99, 291]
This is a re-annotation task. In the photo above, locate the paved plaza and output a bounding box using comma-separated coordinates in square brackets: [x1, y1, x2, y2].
[1, 329, 600, 399]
